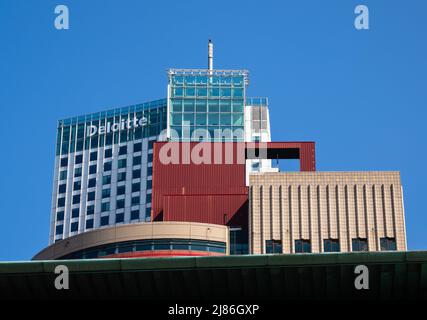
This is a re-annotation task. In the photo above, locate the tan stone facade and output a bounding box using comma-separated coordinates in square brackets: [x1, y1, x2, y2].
[249, 172, 406, 254]
[34, 221, 229, 260]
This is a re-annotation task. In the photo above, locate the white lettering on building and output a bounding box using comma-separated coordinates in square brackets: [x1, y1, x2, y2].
[86, 116, 148, 137]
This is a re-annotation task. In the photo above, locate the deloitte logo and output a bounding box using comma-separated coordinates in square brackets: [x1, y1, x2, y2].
[87, 116, 148, 137]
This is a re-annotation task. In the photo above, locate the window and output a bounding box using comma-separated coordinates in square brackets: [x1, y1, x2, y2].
[115, 213, 124, 223]
[57, 197, 65, 207]
[59, 170, 67, 180]
[148, 140, 154, 150]
[295, 239, 311, 253]
[60, 157, 68, 167]
[380, 237, 397, 251]
[324, 239, 340, 252]
[132, 183, 140, 193]
[117, 185, 126, 196]
[118, 159, 127, 169]
[147, 153, 153, 163]
[56, 211, 64, 221]
[72, 194, 80, 204]
[90, 151, 97, 161]
[133, 156, 141, 166]
[131, 196, 140, 206]
[131, 210, 139, 220]
[86, 219, 94, 229]
[101, 202, 110, 212]
[117, 172, 126, 182]
[70, 222, 79, 232]
[73, 181, 81, 191]
[145, 207, 151, 219]
[75, 154, 83, 164]
[87, 191, 95, 202]
[104, 148, 112, 158]
[132, 169, 141, 179]
[352, 238, 368, 252]
[104, 161, 112, 171]
[71, 208, 79, 218]
[100, 216, 109, 226]
[58, 184, 66, 194]
[146, 193, 152, 204]
[147, 166, 152, 176]
[116, 199, 125, 209]
[266, 240, 282, 254]
[74, 167, 82, 178]
[102, 189, 111, 199]
[89, 165, 97, 175]
[133, 142, 142, 152]
[119, 145, 127, 155]
[86, 205, 94, 215]
[55, 225, 63, 235]
[102, 175, 111, 185]
[88, 178, 96, 188]
[146, 180, 152, 190]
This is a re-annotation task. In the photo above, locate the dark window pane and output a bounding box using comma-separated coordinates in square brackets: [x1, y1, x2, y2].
[100, 216, 109, 226]
[131, 210, 139, 220]
[116, 213, 124, 223]
[116, 199, 125, 209]
[75, 154, 83, 164]
[133, 142, 142, 152]
[119, 145, 127, 155]
[70, 222, 79, 232]
[89, 165, 97, 175]
[88, 178, 96, 188]
[90, 151, 98, 161]
[60, 157, 68, 167]
[86, 219, 94, 229]
[58, 184, 67, 194]
[71, 208, 79, 218]
[56, 211, 64, 221]
[104, 162, 112, 171]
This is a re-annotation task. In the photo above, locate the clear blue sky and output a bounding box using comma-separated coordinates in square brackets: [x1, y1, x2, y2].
[0, 0, 426, 260]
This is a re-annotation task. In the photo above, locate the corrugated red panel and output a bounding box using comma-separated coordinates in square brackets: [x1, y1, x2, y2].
[152, 142, 247, 224]
[163, 194, 248, 226]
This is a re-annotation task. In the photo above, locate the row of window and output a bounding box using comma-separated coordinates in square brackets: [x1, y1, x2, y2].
[168, 126, 244, 142]
[60, 238, 227, 259]
[58, 159, 153, 182]
[57, 189, 152, 208]
[172, 87, 243, 98]
[60, 141, 154, 167]
[58, 171, 153, 194]
[265, 237, 397, 254]
[170, 113, 244, 126]
[171, 75, 245, 86]
[55, 207, 151, 236]
[170, 99, 244, 113]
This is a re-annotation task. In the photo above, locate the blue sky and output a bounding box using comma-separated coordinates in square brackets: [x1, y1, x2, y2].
[0, 0, 426, 260]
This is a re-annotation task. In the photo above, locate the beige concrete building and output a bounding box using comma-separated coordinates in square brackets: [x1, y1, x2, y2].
[249, 172, 406, 254]
[34, 221, 229, 260]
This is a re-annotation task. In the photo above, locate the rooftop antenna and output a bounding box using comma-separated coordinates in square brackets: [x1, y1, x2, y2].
[208, 39, 214, 72]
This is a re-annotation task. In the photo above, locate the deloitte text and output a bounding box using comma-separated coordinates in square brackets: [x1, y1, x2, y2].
[87, 116, 148, 137]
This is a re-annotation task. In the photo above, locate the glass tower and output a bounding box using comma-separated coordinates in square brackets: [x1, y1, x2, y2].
[50, 99, 167, 244]
[167, 69, 248, 142]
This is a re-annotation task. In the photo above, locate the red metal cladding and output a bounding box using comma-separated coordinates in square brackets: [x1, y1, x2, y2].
[163, 194, 248, 226]
[151, 142, 247, 223]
